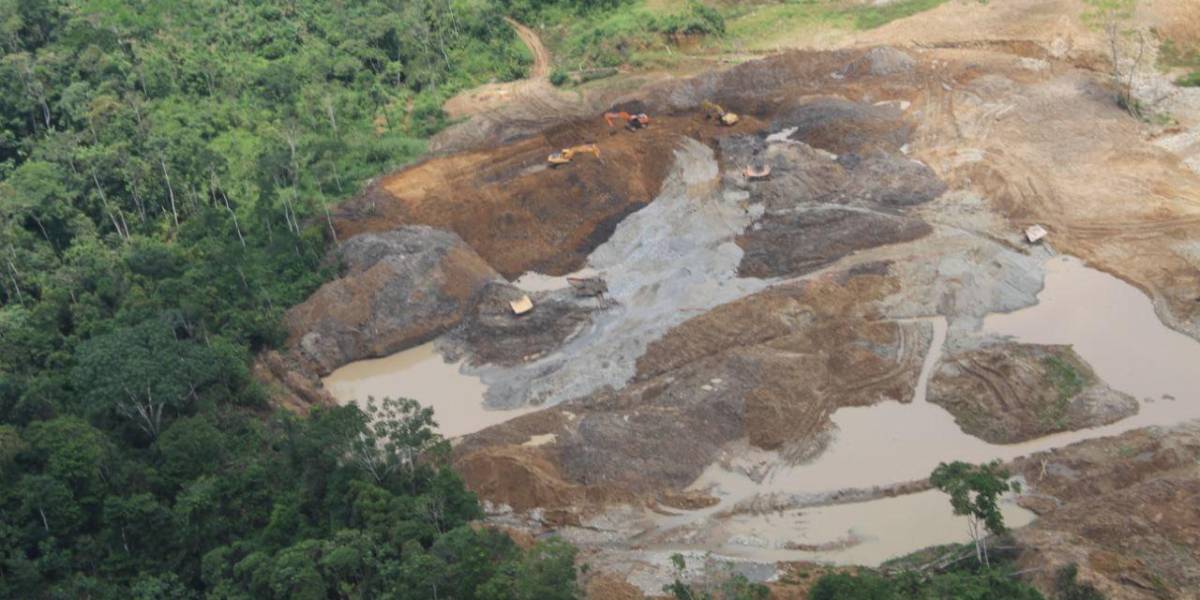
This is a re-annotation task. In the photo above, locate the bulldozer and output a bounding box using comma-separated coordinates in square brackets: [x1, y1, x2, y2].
[604, 111, 650, 131]
[702, 101, 739, 126]
[547, 143, 600, 166]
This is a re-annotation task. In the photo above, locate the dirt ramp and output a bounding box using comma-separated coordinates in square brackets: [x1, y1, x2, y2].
[335, 120, 688, 279]
[773, 96, 912, 156]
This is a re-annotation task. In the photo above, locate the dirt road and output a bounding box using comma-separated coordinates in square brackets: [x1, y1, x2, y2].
[505, 17, 550, 80]
[441, 18, 565, 122]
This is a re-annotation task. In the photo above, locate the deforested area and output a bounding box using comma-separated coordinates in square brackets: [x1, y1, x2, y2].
[4, 0, 1200, 599]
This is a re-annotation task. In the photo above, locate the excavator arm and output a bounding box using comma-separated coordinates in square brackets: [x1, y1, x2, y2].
[604, 111, 650, 129]
[548, 144, 600, 166]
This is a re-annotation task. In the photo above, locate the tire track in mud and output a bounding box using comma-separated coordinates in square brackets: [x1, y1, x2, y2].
[836, 321, 921, 398]
[1059, 215, 1200, 238]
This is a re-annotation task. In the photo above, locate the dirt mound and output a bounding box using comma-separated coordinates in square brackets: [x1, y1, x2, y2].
[283, 227, 498, 375]
[584, 573, 648, 600]
[1010, 424, 1200, 599]
[773, 97, 912, 156]
[738, 207, 930, 279]
[718, 129, 939, 278]
[929, 343, 1138, 443]
[849, 47, 917, 78]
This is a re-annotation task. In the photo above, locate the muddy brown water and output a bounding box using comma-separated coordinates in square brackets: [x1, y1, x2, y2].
[643, 255, 1200, 567]
[322, 343, 535, 439]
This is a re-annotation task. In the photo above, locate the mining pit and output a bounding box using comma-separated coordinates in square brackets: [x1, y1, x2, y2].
[266, 28, 1200, 599]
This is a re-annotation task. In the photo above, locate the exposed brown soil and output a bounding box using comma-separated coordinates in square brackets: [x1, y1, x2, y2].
[928, 343, 1138, 443]
[336, 116, 754, 279]
[1010, 424, 1200, 599]
[584, 573, 649, 600]
[453, 266, 928, 514]
[907, 45, 1200, 341]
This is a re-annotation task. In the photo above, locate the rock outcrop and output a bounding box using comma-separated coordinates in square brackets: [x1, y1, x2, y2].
[720, 116, 941, 279]
[449, 281, 597, 368]
[284, 227, 500, 375]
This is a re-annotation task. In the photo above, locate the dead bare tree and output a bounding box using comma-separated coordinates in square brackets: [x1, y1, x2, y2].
[1096, 0, 1167, 119]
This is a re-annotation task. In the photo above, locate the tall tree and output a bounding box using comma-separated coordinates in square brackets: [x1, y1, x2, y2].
[930, 460, 1021, 567]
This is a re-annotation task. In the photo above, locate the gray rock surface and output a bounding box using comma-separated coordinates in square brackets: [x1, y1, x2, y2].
[284, 227, 499, 375]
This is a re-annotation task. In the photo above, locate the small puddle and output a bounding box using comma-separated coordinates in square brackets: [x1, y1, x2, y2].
[322, 343, 534, 438]
[644, 255, 1200, 566]
[512, 267, 600, 293]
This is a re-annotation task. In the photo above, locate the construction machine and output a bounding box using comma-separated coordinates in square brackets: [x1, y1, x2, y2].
[702, 101, 739, 126]
[604, 111, 650, 131]
[743, 164, 771, 180]
[547, 143, 600, 166]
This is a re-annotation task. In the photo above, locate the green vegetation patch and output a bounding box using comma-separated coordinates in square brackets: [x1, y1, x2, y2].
[1039, 353, 1086, 429]
[1161, 39, 1200, 87]
[850, 0, 953, 30]
[553, 0, 726, 69]
[1043, 354, 1086, 401]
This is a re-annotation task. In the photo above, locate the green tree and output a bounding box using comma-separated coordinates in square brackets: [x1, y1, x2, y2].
[930, 460, 1020, 567]
[345, 396, 445, 487]
[0, 424, 28, 477]
[71, 318, 233, 439]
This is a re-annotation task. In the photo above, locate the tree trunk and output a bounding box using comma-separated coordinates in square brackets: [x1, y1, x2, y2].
[160, 158, 180, 226]
[221, 190, 246, 248]
[5, 250, 25, 305]
[325, 205, 338, 244]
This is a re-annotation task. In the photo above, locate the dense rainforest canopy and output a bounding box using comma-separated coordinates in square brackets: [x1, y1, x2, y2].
[0, 0, 601, 596]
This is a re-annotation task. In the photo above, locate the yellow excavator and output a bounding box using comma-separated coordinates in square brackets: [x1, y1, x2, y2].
[548, 143, 600, 166]
[703, 101, 739, 126]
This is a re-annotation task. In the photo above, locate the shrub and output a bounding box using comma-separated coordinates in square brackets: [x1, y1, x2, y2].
[1055, 564, 1105, 600]
[1178, 71, 1200, 87]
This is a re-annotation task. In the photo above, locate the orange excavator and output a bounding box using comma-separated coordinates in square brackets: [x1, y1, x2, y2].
[547, 143, 600, 166]
[604, 111, 651, 131]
